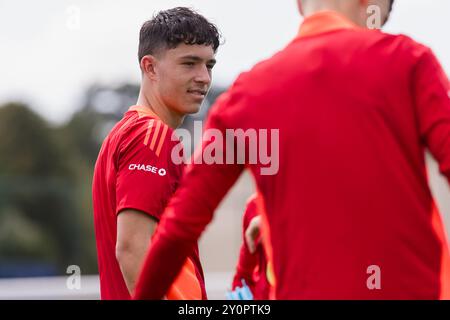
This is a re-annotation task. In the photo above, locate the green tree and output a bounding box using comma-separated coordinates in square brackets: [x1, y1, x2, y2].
[0, 103, 82, 274]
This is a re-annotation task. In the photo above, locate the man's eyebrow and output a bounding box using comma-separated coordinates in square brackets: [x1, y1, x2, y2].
[179, 55, 216, 64]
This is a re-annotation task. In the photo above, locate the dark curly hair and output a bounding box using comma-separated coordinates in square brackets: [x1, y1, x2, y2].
[138, 7, 221, 62]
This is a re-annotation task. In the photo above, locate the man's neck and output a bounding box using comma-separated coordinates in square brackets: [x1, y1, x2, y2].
[136, 91, 184, 129]
[301, 1, 364, 27]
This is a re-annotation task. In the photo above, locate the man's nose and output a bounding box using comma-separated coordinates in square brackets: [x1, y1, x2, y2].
[194, 65, 211, 85]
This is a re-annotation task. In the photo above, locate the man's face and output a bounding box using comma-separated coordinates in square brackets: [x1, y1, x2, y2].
[152, 43, 216, 116]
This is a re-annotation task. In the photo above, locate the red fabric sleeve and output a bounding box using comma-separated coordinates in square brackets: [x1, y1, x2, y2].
[413, 47, 450, 181]
[115, 119, 180, 220]
[133, 96, 245, 299]
[232, 197, 259, 290]
[232, 244, 257, 290]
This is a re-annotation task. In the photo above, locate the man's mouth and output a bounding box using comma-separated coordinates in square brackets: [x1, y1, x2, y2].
[187, 89, 207, 98]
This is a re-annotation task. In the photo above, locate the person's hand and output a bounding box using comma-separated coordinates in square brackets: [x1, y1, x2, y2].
[245, 215, 261, 254]
[226, 279, 254, 300]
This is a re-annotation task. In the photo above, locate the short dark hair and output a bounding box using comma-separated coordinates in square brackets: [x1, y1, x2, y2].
[138, 7, 221, 62]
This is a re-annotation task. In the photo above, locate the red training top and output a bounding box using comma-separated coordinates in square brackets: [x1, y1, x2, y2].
[93, 106, 206, 300]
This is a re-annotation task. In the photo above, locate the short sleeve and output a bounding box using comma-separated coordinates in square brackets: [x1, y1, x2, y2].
[115, 118, 182, 220]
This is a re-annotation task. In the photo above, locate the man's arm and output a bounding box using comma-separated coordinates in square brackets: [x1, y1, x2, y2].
[134, 94, 245, 300]
[232, 202, 261, 291]
[231, 214, 262, 289]
[134, 149, 244, 299]
[113, 117, 179, 297]
[116, 209, 157, 294]
[413, 47, 450, 181]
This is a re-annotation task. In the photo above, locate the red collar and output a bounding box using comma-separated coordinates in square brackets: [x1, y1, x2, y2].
[297, 11, 359, 38]
[128, 105, 160, 120]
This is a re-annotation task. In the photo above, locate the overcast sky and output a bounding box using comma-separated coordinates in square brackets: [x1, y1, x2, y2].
[1, 0, 450, 124]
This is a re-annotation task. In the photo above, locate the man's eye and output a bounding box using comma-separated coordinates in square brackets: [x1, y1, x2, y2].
[183, 62, 195, 66]
[207, 64, 215, 70]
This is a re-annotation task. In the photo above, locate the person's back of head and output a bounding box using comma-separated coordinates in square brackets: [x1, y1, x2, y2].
[297, 0, 394, 28]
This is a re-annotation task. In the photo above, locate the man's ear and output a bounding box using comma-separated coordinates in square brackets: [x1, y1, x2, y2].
[140, 55, 158, 80]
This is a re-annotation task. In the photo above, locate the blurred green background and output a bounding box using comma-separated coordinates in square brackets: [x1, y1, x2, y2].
[0, 83, 225, 277]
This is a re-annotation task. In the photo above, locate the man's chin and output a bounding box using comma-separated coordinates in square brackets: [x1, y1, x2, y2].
[183, 102, 203, 115]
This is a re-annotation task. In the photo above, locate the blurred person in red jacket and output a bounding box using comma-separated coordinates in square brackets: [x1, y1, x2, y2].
[135, 0, 450, 299]
[230, 195, 272, 300]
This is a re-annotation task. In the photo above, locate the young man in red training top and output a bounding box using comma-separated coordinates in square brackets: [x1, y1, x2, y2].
[230, 195, 271, 300]
[92, 7, 219, 299]
[134, 0, 450, 299]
